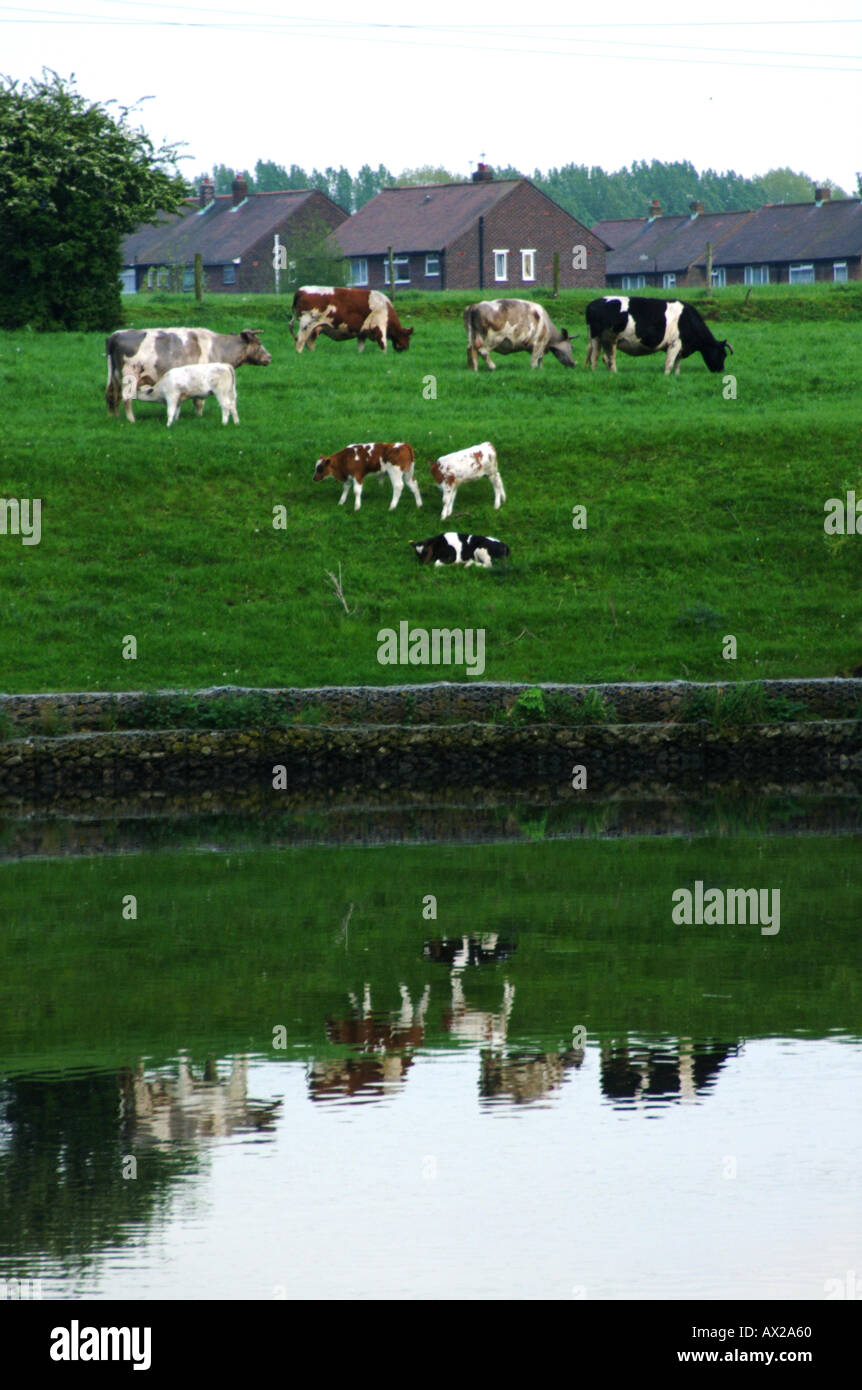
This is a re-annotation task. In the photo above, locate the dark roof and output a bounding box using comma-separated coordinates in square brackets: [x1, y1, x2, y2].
[596, 211, 753, 275]
[122, 190, 347, 265]
[334, 179, 524, 255]
[702, 198, 862, 266]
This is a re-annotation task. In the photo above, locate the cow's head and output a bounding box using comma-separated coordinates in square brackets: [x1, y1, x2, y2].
[313, 457, 332, 482]
[391, 325, 414, 352]
[239, 330, 272, 365]
[703, 339, 733, 372]
[549, 329, 576, 368]
[410, 539, 435, 564]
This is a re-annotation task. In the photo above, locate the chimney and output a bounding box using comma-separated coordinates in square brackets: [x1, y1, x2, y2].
[199, 176, 215, 209]
[814, 185, 831, 204]
[232, 173, 248, 207]
[647, 198, 662, 219]
[472, 162, 494, 183]
[689, 200, 705, 216]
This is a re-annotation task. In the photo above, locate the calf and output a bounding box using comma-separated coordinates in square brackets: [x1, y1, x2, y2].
[411, 533, 510, 568]
[429, 442, 506, 520]
[312, 441, 422, 512]
[464, 298, 575, 371]
[133, 362, 239, 426]
[105, 326, 270, 421]
[585, 296, 733, 375]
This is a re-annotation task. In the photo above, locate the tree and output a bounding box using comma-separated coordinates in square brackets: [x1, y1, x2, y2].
[281, 212, 348, 290]
[0, 70, 188, 330]
[393, 165, 456, 186]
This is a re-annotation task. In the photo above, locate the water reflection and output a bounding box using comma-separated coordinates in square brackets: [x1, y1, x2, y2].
[120, 1053, 281, 1147]
[599, 1039, 740, 1109]
[308, 984, 430, 1102]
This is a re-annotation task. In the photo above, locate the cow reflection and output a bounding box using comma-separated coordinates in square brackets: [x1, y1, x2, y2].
[480, 1048, 584, 1105]
[423, 933, 516, 969]
[600, 1038, 739, 1107]
[120, 1053, 280, 1147]
[308, 984, 430, 1102]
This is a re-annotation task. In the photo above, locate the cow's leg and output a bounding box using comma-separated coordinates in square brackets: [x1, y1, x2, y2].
[477, 338, 495, 371]
[166, 394, 181, 427]
[530, 346, 544, 368]
[466, 340, 479, 371]
[388, 468, 404, 511]
[194, 397, 205, 417]
[605, 342, 617, 373]
[585, 336, 600, 371]
[106, 362, 121, 417]
[353, 478, 363, 512]
[338, 480, 351, 506]
[405, 467, 423, 508]
[440, 484, 455, 520]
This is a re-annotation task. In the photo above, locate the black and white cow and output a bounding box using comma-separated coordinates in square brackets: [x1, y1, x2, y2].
[585, 296, 733, 375]
[410, 533, 510, 567]
[105, 327, 271, 421]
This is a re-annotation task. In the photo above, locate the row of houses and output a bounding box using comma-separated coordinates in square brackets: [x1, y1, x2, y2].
[120, 165, 862, 296]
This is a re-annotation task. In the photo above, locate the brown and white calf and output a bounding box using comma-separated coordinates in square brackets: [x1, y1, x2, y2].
[290, 287, 413, 354]
[430, 442, 506, 520]
[312, 441, 422, 512]
[105, 326, 271, 422]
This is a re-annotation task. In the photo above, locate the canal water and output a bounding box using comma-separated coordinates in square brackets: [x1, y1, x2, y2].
[1, 828, 859, 1300]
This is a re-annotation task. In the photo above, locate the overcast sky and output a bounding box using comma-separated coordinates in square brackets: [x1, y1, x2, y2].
[3, 1, 861, 191]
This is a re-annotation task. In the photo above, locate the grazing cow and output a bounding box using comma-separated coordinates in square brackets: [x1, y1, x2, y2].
[411, 532, 510, 568]
[106, 326, 271, 421]
[290, 286, 413, 354]
[585, 296, 733, 375]
[464, 298, 575, 371]
[430, 442, 506, 520]
[132, 362, 239, 426]
[312, 441, 422, 512]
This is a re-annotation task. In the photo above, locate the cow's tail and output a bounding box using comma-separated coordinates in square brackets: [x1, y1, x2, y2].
[105, 336, 120, 416]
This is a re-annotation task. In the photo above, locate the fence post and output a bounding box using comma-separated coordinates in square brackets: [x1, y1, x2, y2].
[553, 250, 560, 298]
[194, 252, 203, 304]
[387, 245, 395, 296]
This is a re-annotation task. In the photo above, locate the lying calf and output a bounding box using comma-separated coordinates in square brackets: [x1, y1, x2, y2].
[410, 533, 510, 567]
[130, 362, 239, 426]
[313, 441, 422, 512]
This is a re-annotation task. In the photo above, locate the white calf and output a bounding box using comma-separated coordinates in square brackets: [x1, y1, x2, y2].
[430, 441, 506, 520]
[132, 362, 239, 426]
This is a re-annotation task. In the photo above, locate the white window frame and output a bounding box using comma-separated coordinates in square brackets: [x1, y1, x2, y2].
[425, 254, 440, 277]
[222, 264, 236, 285]
[384, 255, 411, 285]
[744, 265, 770, 285]
[710, 267, 726, 289]
[621, 274, 646, 290]
[349, 257, 368, 287]
[662, 272, 676, 289]
[833, 261, 848, 282]
[789, 263, 815, 284]
[493, 249, 508, 282]
[521, 249, 536, 281]
[119, 267, 137, 295]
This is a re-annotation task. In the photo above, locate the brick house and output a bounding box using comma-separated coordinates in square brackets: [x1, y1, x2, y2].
[120, 175, 349, 294]
[334, 165, 606, 292]
[594, 187, 862, 289]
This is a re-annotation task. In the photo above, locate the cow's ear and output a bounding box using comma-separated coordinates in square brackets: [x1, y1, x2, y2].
[240, 329, 262, 341]
[561, 328, 570, 340]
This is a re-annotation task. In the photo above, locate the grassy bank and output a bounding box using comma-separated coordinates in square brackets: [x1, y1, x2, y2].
[1, 287, 860, 691]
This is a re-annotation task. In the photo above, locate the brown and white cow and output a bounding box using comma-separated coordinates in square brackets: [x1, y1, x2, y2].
[312, 441, 422, 512]
[464, 298, 575, 371]
[429, 441, 506, 520]
[105, 326, 271, 422]
[290, 286, 413, 354]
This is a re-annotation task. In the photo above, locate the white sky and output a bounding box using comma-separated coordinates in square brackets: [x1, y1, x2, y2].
[2, 1, 861, 191]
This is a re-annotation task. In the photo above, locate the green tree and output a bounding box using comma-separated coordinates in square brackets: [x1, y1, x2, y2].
[281, 212, 348, 291]
[0, 70, 188, 330]
[393, 165, 457, 185]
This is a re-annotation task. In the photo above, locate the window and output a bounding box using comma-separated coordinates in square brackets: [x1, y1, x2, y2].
[621, 274, 646, 290]
[744, 265, 770, 285]
[833, 261, 848, 282]
[662, 272, 676, 289]
[222, 264, 236, 285]
[789, 263, 814, 284]
[494, 249, 508, 281]
[349, 257, 368, 287]
[384, 256, 410, 285]
[182, 268, 195, 292]
[521, 249, 536, 281]
[119, 267, 137, 295]
[425, 254, 440, 277]
[710, 267, 726, 288]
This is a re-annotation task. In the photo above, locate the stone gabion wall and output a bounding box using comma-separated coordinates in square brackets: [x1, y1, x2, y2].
[1, 678, 861, 734]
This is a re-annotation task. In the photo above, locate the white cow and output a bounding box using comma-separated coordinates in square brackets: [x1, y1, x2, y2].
[131, 362, 239, 426]
[464, 298, 575, 371]
[430, 441, 506, 520]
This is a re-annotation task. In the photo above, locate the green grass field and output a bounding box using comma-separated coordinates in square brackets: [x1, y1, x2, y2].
[1, 284, 860, 692]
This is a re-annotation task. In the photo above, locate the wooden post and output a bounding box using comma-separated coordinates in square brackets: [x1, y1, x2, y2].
[194, 252, 203, 304]
[387, 245, 395, 296]
[705, 241, 714, 294]
[553, 250, 560, 298]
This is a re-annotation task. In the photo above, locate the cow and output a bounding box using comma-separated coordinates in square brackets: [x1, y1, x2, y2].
[410, 533, 510, 568]
[585, 296, 733, 375]
[312, 441, 422, 512]
[429, 442, 506, 520]
[105, 327, 271, 422]
[290, 286, 413, 354]
[464, 298, 575, 371]
[130, 362, 239, 427]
